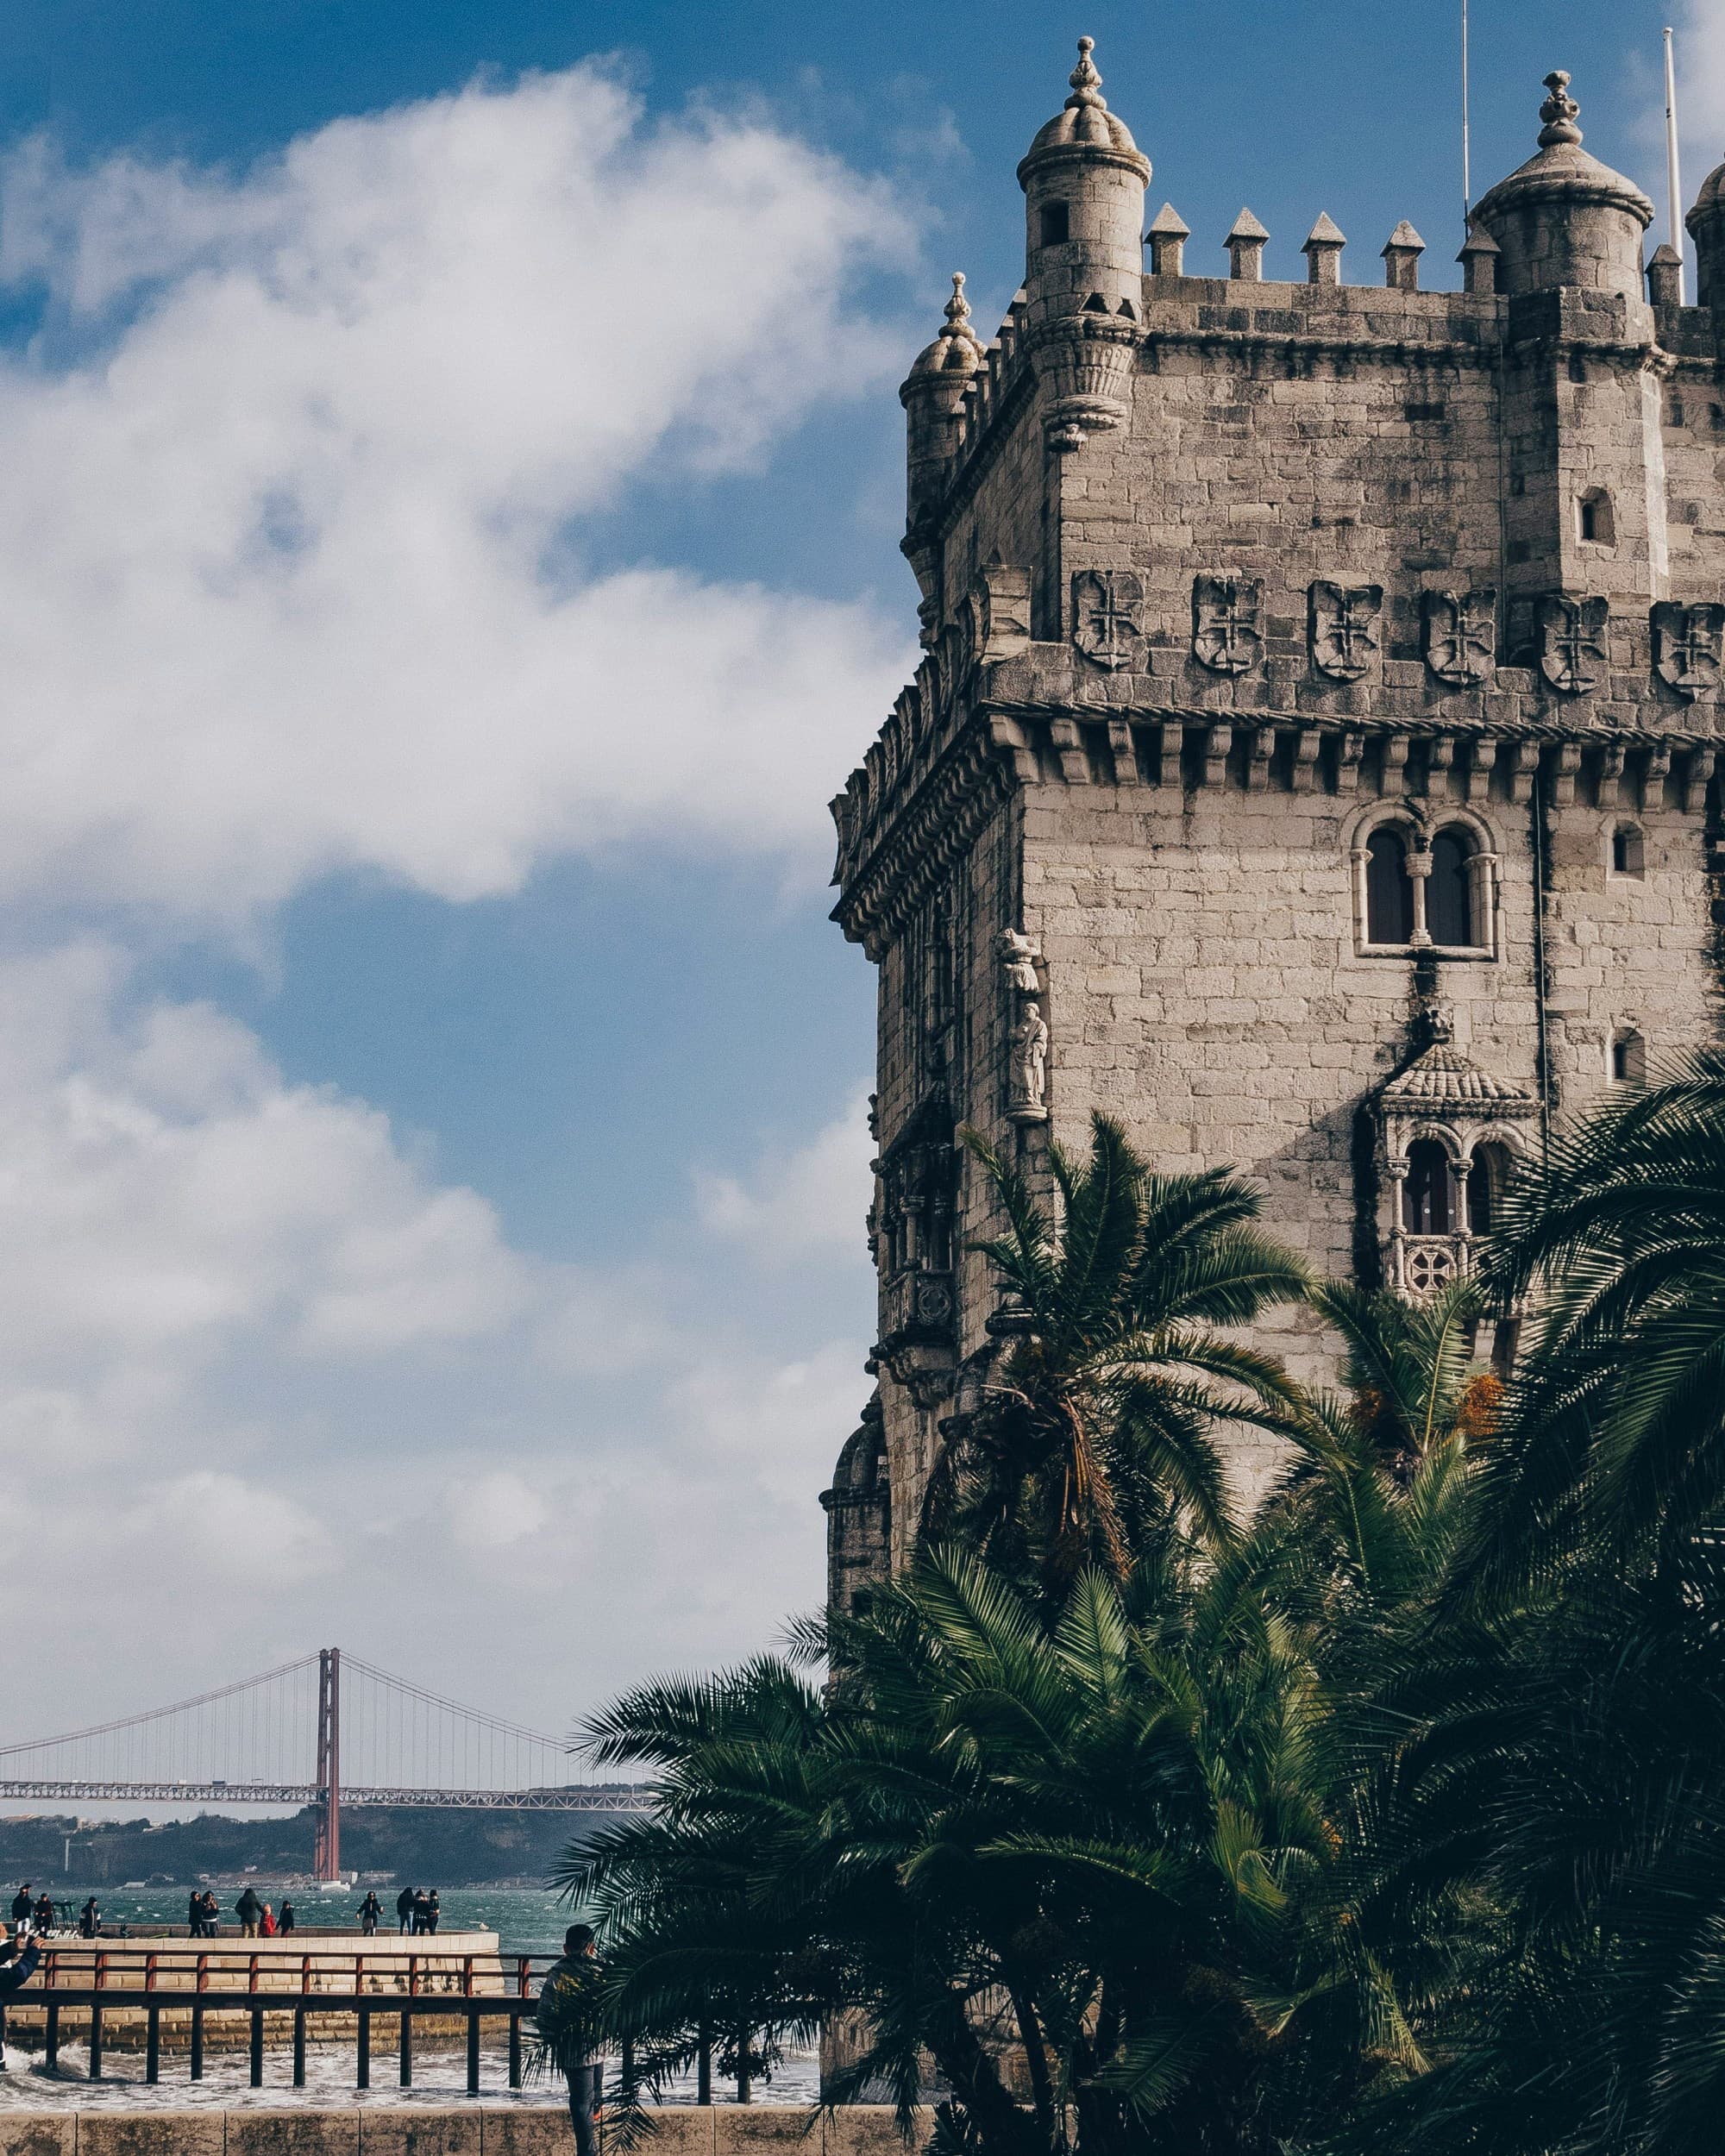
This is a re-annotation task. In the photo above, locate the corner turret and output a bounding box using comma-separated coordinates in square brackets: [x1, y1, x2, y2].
[1016, 37, 1150, 449]
[1685, 154, 1725, 306]
[1472, 71, 1653, 298]
[898, 274, 982, 624]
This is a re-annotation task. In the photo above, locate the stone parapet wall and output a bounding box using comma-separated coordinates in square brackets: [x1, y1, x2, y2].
[0, 2108, 921, 2156]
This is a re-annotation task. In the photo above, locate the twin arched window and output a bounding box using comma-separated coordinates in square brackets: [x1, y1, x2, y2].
[1362, 820, 1487, 951]
[1401, 1139, 1511, 1236]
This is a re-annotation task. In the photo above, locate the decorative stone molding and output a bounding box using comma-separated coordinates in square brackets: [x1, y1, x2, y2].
[1308, 581, 1384, 680]
[1192, 575, 1263, 675]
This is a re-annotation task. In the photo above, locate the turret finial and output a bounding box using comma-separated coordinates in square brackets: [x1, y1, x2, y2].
[1066, 34, 1107, 110]
[944, 271, 971, 331]
[1538, 69, 1583, 149]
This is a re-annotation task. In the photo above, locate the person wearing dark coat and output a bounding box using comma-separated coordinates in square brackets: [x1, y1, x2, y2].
[424, 1890, 440, 1934]
[278, 1901, 295, 1936]
[396, 1885, 415, 1934]
[9, 1886, 31, 1933]
[358, 1890, 381, 1937]
[32, 1894, 53, 1937]
[537, 1923, 602, 2156]
[0, 1934, 41, 1996]
[78, 1896, 100, 1939]
[235, 1887, 263, 1939]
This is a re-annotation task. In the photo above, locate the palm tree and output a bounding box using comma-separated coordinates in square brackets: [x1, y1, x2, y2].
[552, 1545, 1415, 2156]
[1332, 1050, 1725, 2156]
[923, 1115, 1309, 1595]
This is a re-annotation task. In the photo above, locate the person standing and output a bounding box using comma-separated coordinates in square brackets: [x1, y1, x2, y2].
[32, 1894, 53, 1938]
[411, 1889, 430, 1935]
[278, 1900, 295, 1937]
[536, 1923, 603, 2156]
[425, 1890, 440, 1935]
[395, 1885, 415, 1934]
[185, 1889, 203, 1935]
[9, 1885, 31, 1935]
[78, 1896, 100, 1939]
[358, 1890, 380, 1937]
[235, 1887, 262, 1939]
[260, 1902, 278, 1939]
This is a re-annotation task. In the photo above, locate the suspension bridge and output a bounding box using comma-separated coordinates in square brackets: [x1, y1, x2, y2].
[0, 1649, 649, 1880]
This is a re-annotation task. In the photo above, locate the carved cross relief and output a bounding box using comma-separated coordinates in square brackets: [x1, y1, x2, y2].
[1651, 601, 1725, 701]
[1191, 575, 1263, 675]
[1422, 588, 1496, 686]
[1308, 581, 1384, 680]
[1537, 595, 1609, 694]
[1070, 569, 1145, 671]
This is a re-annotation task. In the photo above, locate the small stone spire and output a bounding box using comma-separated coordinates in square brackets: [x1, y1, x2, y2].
[1537, 69, 1583, 149]
[1647, 241, 1684, 307]
[943, 271, 976, 341]
[1145, 203, 1190, 276]
[1382, 220, 1426, 291]
[1065, 34, 1107, 111]
[1226, 208, 1270, 281]
[1457, 222, 1500, 295]
[1302, 211, 1346, 285]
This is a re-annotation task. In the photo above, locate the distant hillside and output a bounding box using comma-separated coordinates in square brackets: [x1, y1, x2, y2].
[0, 1798, 637, 1887]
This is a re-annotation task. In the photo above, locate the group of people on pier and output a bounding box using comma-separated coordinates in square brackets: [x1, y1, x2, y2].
[6, 1883, 57, 1936]
[233, 1886, 296, 1937]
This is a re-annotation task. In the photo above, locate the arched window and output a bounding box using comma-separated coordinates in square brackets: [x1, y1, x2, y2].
[1612, 1028, 1647, 1085]
[1578, 487, 1615, 545]
[1611, 823, 1645, 878]
[1402, 1140, 1453, 1233]
[1365, 826, 1414, 945]
[1465, 1144, 1513, 1235]
[1427, 826, 1476, 947]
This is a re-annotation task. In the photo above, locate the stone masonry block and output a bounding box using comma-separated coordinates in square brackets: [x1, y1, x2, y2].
[78, 2121, 224, 2156]
[479, 2110, 584, 2156]
[626, 2110, 718, 2156]
[0, 2120, 72, 2156]
[711, 2110, 816, 2156]
[358, 2114, 482, 2156]
[823, 2111, 929, 2156]
[229, 2116, 362, 2156]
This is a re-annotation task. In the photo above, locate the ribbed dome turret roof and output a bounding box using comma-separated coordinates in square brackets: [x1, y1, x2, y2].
[906, 273, 983, 381]
[1474, 70, 1653, 233]
[1687, 154, 1725, 225]
[1020, 37, 1145, 165]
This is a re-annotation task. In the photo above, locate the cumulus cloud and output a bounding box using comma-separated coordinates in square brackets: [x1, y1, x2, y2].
[0, 66, 918, 918]
[694, 1084, 875, 1262]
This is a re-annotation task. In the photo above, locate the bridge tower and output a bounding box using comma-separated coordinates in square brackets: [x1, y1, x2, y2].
[313, 1646, 342, 1883]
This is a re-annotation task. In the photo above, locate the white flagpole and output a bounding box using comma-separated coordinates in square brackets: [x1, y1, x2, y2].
[1462, 0, 1472, 227]
[1666, 26, 1685, 302]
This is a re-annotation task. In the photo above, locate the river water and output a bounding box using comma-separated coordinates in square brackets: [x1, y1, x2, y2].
[0, 1884, 819, 2112]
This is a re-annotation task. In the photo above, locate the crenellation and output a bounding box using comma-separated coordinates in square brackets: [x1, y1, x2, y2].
[826, 41, 1725, 1587]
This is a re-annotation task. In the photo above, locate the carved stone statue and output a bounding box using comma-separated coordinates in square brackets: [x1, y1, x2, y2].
[1008, 1000, 1050, 1120]
[999, 928, 1043, 994]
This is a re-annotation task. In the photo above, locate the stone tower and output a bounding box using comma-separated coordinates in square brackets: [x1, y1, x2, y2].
[823, 48, 1725, 1587]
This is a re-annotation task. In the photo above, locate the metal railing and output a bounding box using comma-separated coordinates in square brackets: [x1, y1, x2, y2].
[0, 1947, 560, 2097]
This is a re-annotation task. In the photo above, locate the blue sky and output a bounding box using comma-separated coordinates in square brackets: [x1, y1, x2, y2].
[0, 0, 1715, 1758]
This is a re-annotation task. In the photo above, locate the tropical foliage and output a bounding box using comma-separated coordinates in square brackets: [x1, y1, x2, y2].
[545, 1069, 1725, 2156]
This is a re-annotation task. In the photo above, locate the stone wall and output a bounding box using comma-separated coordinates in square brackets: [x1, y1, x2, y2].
[0, 2107, 922, 2156]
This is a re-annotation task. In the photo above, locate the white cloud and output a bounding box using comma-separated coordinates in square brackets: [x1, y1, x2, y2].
[0, 944, 864, 1734]
[695, 1084, 875, 1262]
[0, 66, 918, 919]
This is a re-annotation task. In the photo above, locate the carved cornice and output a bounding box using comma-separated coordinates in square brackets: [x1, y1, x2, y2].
[832, 721, 1012, 956]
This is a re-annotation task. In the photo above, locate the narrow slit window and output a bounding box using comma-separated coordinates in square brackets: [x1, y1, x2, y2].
[1611, 824, 1645, 877]
[1612, 1029, 1647, 1084]
[1039, 202, 1070, 248]
[1403, 1141, 1453, 1234]
[1427, 827, 1476, 947]
[1365, 826, 1414, 945]
[1578, 487, 1615, 545]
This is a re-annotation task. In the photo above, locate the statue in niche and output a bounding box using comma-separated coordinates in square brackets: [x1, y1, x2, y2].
[999, 927, 1043, 994]
[1008, 1000, 1050, 1121]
